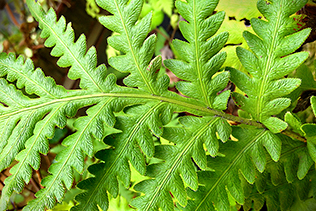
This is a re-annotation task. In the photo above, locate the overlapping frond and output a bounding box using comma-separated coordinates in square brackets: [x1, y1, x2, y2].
[184, 127, 313, 211]
[230, 0, 310, 133]
[0, 1, 124, 209]
[72, 102, 173, 211]
[23, 96, 124, 210]
[300, 96, 316, 163]
[164, 0, 230, 108]
[130, 116, 231, 210]
[242, 137, 315, 211]
[243, 172, 315, 211]
[0, 53, 119, 210]
[0, 53, 82, 210]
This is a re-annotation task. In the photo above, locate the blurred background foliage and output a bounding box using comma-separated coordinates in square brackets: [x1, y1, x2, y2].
[0, 0, 316, 210]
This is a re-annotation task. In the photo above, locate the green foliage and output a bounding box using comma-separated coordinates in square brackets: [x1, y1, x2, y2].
[216, 0, 260, 21]
[86, 0, 101, 18]
[0, 0, 316, 210]
[230, 0, 311, 133]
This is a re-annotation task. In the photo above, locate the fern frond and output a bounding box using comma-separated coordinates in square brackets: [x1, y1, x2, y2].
[0, 1, 123, 208]
[287, 63, 316, 111]
[0, 57, 120, 210]
[0, 103, 66, 209]
[26, 0, 108, 92]
[243, 138, 315, 211]
[0, 52, 71, 172]
[164, 0, 230, 108]
[184, 126, 313, 211]
[22, 89, 124, 210]
[230, 0, 310, 133]
[0, 52, 91, 210]
[244, 173, 315, 211]
[1, 0, 312, 210]
[130, 115, 231, 210]
[72, 1, 236, 210]
[72, 102, 173, 211]
[301, 96, 316, 163]
[96, 0, 170, 95]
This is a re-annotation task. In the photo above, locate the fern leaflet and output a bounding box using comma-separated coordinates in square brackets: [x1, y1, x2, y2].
[185, 127, 313, 211]
[230, 0, 310, 133]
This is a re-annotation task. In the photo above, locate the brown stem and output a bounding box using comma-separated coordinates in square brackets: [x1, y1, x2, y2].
[170, 24, 178, 41]
[5, 4, 20, 28]
[155, 27, 170, 42]
[281, 130, 307, 143]
[35, 170, 43, 189]
[30, 177, 40, 192]
[43, 154, 51, 167]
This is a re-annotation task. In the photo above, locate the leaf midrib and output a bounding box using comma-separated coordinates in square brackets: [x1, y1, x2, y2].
[0, 92, 264, 128]
[256, 3, 282, 121]
[192, 0, 210, 107]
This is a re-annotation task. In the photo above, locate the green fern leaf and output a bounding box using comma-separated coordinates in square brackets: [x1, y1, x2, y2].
[230, 0, 310, 133]
[0, 66, 119, 210]
[72, 102, 173, 211]
[184, 126, 313, 211]
[0, 53, 90, 210]
[22, 93, 125, 210]
[301, 96, 316, 162]
[70, 1, 235, 210]
[0, 0, 312, 210]
[263, 134, 313, 184]
[0, 52, 79, 210]
[164, 0, 230, 108]
[26, 0, 108, 92]
[183, 127, 268, 211]
[243, 172, 314, 211]
[130, 115, 231, 210]
[288, 63, 316, 111]
[0, 1, 123, 209]
[284, 112, 304, 136]
[243, 137, 315, 211]
[96, 0, 170, 95]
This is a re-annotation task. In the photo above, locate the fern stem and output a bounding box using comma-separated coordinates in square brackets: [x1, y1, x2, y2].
[0, 91, 265, 129]
[281, 130, 306, 143]
[155, 27, 170, 42]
